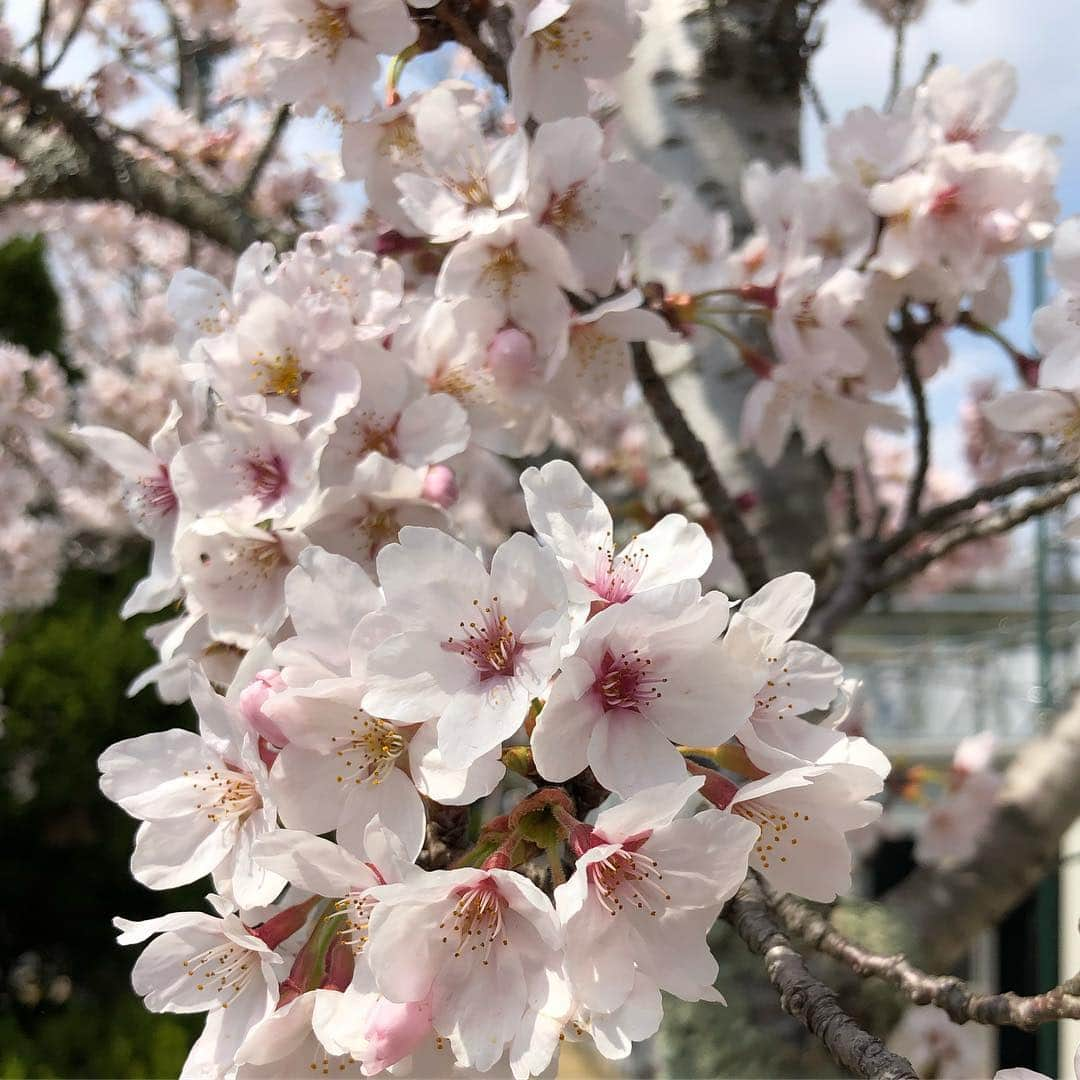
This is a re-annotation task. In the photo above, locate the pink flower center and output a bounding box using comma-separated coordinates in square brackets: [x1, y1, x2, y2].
[443, 598, 519, 681]
[137, 464, 177, 517]
[930, 183, 964, 218]
[441, 877, 508, 964]
[595, 649, 667, 712]
[586, 538, 647, 605]
[244, 453, 289, 506]
[587, 847, 671, 918]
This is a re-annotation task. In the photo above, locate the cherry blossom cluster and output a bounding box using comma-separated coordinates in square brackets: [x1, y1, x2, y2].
[0, 0, 1071, 1074]
[638, 59, 1058, 472]
[985, 216, 1080, 517]
[98, 458, 891, 1076]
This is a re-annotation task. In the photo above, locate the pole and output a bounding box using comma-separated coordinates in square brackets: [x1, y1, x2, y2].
[1032, 246, 1059, 1078]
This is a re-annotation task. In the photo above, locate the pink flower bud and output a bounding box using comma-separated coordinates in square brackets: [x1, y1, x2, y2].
[363, 998, 433, 1072]
[486, 327, 536, 388]
[422, 464, 459, 508]
[238, 669, 289, 748]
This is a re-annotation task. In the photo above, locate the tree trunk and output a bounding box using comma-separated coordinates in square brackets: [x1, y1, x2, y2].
[618, 0, 832, 584]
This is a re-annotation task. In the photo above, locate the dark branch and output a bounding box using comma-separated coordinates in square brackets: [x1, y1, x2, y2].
[237, 104, 291, 204]
[881, 462, 1077, 558]
[769, 886, 1080, 1031]
[42, 0, 93, 78]
[805, 465, 1079, 646]
[426, 2, 508, 91]
[899, 346, 930, 528]
[35, 0, 53, 76]
[874, 472, 1080, 593]
[632, 342, 770, 591]
[884, 1, 910, 110]
[0, 58, 295, 253]
[724, 876, 919, 1080]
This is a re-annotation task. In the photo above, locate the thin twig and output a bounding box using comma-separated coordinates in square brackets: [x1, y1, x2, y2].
[805, 76, 831, 126]
[724, 876, 919, 1080]
[881, 463, 1076, 558]
[42, 0, 93, 77]
[806, 465, 1079, 647]
[631, 342, 770, 591]
[915, 49, 940, 88]
[875, 473, 1080, 593]
[884, 2, 910, 111]
[842, 470, 861, 537]
[769, 885, 1080, 1031]
[237, 104, 290, 203]
[35, 0, 52, 76]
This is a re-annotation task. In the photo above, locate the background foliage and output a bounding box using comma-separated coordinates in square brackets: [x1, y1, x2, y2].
[0, 240, 198, 1077]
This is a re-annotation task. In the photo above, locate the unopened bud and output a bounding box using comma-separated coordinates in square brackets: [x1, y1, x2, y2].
[734, 489, 758, 513]
[362, 998, 433, 1072]
[486, 327, 536, 387]
[239, 669, 289, 747]
[422, 464, 458, 508]
[251, 895, 320, 952]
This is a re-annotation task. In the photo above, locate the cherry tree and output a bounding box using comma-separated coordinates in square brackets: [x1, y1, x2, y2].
[2, 0, 1080, 1077]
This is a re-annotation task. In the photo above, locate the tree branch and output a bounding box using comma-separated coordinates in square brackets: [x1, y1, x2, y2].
[884, 1, 910, 111]
[881, 463, 1076, 557]
[427, 1, 508, 91]
[899, 347, 930, 528]
[632, 342, 770, 591]
[873, 472, 1080, 593]
[724, 876, 918, 1079]
[237, 104, 290, 204]
[769, 886, 1080, 1030]
[0, 58, 295, 253]
[35, 0, 53, 76]
[883, 687, 1080, 974]
[42, 0, 93, 78]
[805, 465, 1078, 646]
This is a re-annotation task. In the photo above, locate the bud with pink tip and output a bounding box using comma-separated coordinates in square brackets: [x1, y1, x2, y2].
[238, 669, 289, 747]
[486, 327, 536, 388]
[422, 464, 459, 508]
[360, 998, 434, 1073]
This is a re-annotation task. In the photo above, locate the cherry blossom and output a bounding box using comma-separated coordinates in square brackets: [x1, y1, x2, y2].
[365, 864, 565, 1072]
[73, 403, 185, 617]
[239, 0, 417, 121]
[520, 459, 712, 608]
[507, 0, 640, 124]
[395, 85, 528, 243]
[531, 581, 761, 796]
[98, 669, 285, 908]
[724, 762, 884, 902]
[114, 896, 283, 1076]
[527, 116, 660, 295]
[362, 527, 571, 770]
[556, 778, 758, 1015]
